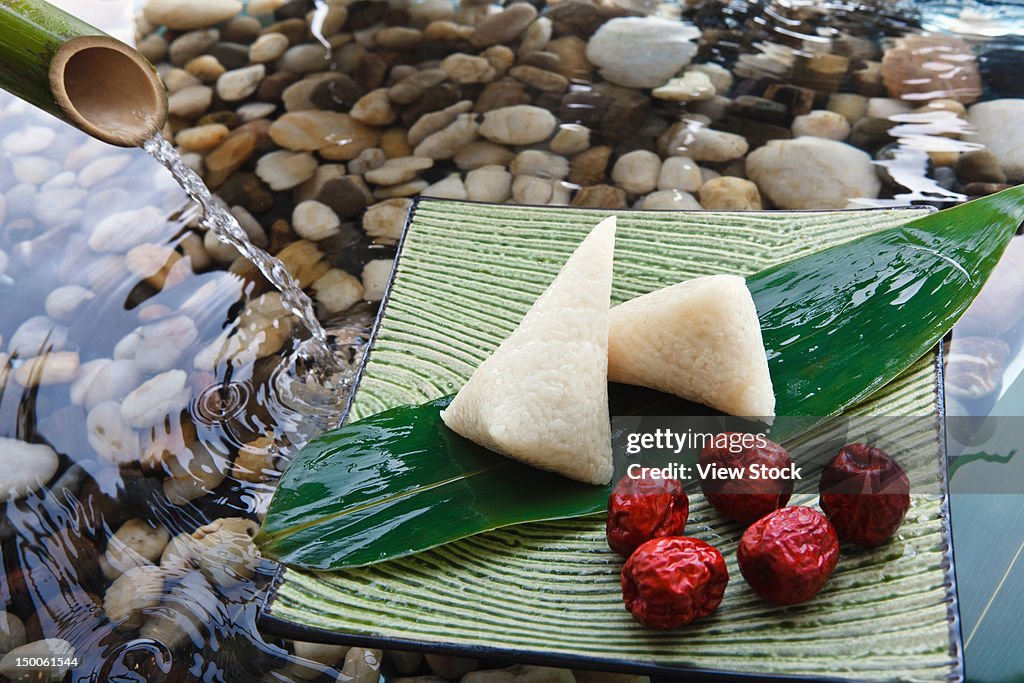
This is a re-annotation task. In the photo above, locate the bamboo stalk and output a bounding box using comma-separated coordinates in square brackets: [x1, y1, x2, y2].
[0, 0, 167, 147]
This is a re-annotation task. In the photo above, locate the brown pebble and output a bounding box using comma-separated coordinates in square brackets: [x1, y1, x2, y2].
[388, 68, 447, 105]
[205, 130, 257, 188]
[559, 90, 606, 129]
[792, 52, 849, 92]
[569, 145, 612, 186]
[547, 35, 592, 80]
[470, 3, 537, 48]
[518, 51, 562, 72]
[318, 177, 373, 218]
[198, 111, 241, 129]
[262, 18, 309, 45]
[310, 74, 366, 111]
[258, 70, 302, 102]
[222, 16, 262, 43]
[881, 34, 981, 104]
[571, 184, 626, 208]
[377, 27, 424, 49]
[210, 42, 251, 71]
[596, 84, 650, 143]
[964, 182, 1012, 197]
[354, 52, 390, 90]
[509, 65, 569, 93]
[547, 2, 605, 39]
[269, 219, 294, 254]
[955, 150, 1007, 184]
[380, 128, 413, 158]
[347, 0, 390, 30]
[475, 78, 531, 113]
[401, 82, 460, 127]
[217, 172, 275, 214]
[763, 83, 816, 117]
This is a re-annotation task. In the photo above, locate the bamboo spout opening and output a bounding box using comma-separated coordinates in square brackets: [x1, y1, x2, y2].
[49, 35, 168, 148]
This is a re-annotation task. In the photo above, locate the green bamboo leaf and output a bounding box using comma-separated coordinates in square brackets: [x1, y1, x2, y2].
[258, 187, 1024, 570]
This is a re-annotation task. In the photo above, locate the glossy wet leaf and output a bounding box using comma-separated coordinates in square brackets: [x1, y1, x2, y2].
[258, 187, 1024, 570]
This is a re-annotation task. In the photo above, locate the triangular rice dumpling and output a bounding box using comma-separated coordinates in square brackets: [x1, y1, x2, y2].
[608, 274, 776, 418]
[440, 216, 617, 485]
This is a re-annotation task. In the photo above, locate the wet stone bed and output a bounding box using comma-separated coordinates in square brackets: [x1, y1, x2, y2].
[0, 0, 1022, 680]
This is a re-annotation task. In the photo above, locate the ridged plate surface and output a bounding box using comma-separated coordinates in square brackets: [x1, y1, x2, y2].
[265, 201, 958, 682]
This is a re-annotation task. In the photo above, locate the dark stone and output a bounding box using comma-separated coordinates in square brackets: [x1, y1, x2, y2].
[353, 52, 389, 90]
[347, 1, 390, 30]
[210, 42, 251, 70]
[571, 184, 626, 208]
[384, 7, 412, 26]
[268, 219, 295, 254]
[517, 51, 561, 72]
[257, 70, 302, 101]
[559, 90, 606, 129]
[547, 1, 605, 39]
[475, 78, 531, 113]
[955, 149, 1007, 184]
[762, 83, 817, 117]
[217, 173, 275, 214]
[963, 182, 1012, 197]
[402, 83, 461, 126]
[505, 0, 546, 11]
[532, 91, 564, 114]
[262, 18, 309, 45]
[198, 111, 242, 129]
[849, 116, 895, 151]
[275, 0, 312, 21]
[596, 84, 649, 144]
[716, 116, 791, 150]
[728, 95, 790, 125]
[222, 16, 262, 44]
[310, 74, 366, 111]
[317, 177, 370, 218]
[980, 42, 1024, 98]
[569, 145, 611, 186]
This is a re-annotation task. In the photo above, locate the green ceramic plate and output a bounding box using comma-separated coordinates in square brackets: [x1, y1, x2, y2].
[260, 201, 960, 682]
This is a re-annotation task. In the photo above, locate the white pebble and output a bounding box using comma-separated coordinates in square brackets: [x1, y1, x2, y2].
[361, 259, 395, 302]
[313, 269, 365, 315]
[13, 352, 79, 387]
[120, 370, 192, 429]
[88, 207, 168, 253]
[82, 359, 140, 410]
[637, 189, 702, 210]
[791, 110, 851, 140]
[293, 200, 342, 241]
[87, 401, 141, 465]
[465, 165, 512, 202]
[421, 173, 468, 200]
[45, 286, 95, 321]
[612, 150, 661, 195]
[216, 64, 266, 102]
[256, 150, 319, 191]
[657, 156, 703, 192]
[0, 438, 59, 503]
[2, 126, 55, 155]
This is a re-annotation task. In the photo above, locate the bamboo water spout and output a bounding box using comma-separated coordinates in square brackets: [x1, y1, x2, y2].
[0, 0, 167, 147]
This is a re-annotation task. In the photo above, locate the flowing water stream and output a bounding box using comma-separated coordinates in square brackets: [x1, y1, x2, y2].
[143, 132, 337, 371]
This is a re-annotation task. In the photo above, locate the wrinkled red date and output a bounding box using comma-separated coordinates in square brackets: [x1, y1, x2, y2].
[699, 435, 794, 524]
[621, 536, 728, 629]
[819, 443, 911, 547]
[737, 506, 840, 605]
[606, 472, 688, 558]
